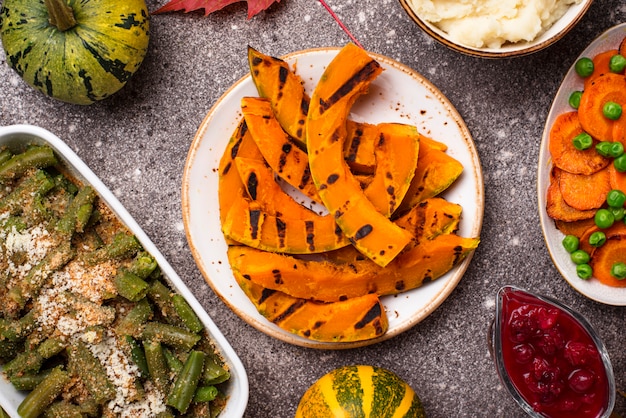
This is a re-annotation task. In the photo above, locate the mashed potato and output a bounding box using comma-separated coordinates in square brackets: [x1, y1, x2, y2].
[409, 0, 582, 49]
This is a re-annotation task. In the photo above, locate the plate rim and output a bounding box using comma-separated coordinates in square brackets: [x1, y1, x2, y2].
[182, 46, 485, 349]
[537, 22, 626, 306]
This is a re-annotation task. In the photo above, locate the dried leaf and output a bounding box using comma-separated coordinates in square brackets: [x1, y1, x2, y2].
[153, 0, 281, 19]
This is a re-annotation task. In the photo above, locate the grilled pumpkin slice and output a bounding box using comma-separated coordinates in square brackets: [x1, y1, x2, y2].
[227, 234, 479, 302]
[222, 198, 349, 253]
[306, 43, 411, 267]
[236, 275, 388, 342]
[242, 96, 321, 202]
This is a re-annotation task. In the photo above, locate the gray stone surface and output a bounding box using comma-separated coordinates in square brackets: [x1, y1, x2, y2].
[1, 0, 625, 417]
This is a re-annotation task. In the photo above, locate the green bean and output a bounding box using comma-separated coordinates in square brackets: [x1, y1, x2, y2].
[163, 347, 184, 375]
[10, 369, 52, 391]
[0, 169, 55, 215]
[125, 335, 150, 377]
[115, 270, 149, 302]
[0, 339, 22, 360]
[115, 298, 153, 337]
[202, 350, 230, 385]
[129, 251, 158, 279]
[3, 337, 65, 377]
[43, 401, 84, 418]
[0, 310, 36, 341]
[17, 367, 70, 418]
[143, 340, 170, 394]
[156, 410, 176, 418]
[0, 146, 57, 183]
[67, 340, 116, 405]
[84, 232, 141, 265]
[166, 350, 205, 414]
[172, 294, 204, 333]
[147, 280, 184, 327]
[194, 385, 218, 403]
[142, 322, 201, 351]
[0, 148, 14, 166]
[55, 185, 96, 235]
[2, 350, 43, 377]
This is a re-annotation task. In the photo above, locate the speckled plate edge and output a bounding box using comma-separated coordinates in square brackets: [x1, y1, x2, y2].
[0, 124, 249, 417]
[537, 23, 626, 306]
[182, 47, 485, 349]
[398, 0, 594, 58]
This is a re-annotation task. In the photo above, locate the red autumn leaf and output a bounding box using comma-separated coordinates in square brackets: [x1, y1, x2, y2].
[153, 0, 281, 19]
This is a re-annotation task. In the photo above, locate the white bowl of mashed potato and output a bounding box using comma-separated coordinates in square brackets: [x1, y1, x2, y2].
[399, 0, 594, 57]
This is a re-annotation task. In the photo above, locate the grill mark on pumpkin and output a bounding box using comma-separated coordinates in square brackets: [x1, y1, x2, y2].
[273, 299, 306, 323]
[258, 288, 276, 305]
[246, 173, 258, 200]
[272, 269, 283, 284]
[276, 217, 287, 248]
[354, 224, 373, 240]
[317, 60, 381, 114]
[249, 209, 261, 240]
[355, 303, 382, 330]
[278, 66, 288, 87]
[299, 165, 312, 191]
[305, 220, 315, 251]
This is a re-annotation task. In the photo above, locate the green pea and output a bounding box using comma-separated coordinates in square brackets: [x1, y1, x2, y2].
[568, 91, 583, 109]
[611, 206, 625, 221]
[571, 249, 590, 265]
[611, 262, 626, 280]
[595, 208, 615, 229]
[607, 189, 626, 208]
[609, 141, 625, 158]
[614, 154, 626, 172]
[572, 132, 593, 150]
[596, 141, 613, 157]
[603, 102, 623, 120]
[588, 231, 606, 247]
[609, 54, 626, 73]
[576, 263, 593, 280]
[575, 57, 594, 77]
[562, 234, 579, 253]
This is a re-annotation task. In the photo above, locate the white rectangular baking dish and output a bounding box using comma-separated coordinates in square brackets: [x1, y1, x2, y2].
[0, 124, 248, 417]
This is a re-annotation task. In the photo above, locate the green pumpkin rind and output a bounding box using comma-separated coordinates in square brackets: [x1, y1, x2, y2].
[0, 0, 150, 105]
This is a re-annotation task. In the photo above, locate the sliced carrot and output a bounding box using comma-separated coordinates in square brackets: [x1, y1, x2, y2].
[546, 168, 596, 222]
[584, 49, 618, 90]
[578, 73, 626, 142]
[580, 219, 626, 258]
[558, 166, 611, 211]
[608, 162, 626, 191]
[590, 235, 626, 287]
[612, 116, 626, 146]
[548, 111, 610, 175]
[555, 218, 596, 239]
[578, 224, 602, 256]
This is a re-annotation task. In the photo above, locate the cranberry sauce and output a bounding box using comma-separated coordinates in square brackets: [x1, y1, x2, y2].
[498, 287, 611, 418]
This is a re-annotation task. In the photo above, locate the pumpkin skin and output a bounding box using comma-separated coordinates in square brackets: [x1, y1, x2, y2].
[0, 0, 150, 105]
[295, 365, 426, 418]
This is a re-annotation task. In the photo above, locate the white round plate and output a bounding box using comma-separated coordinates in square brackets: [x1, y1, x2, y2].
[182, 47, 484, 349]
[538, 23, 626, 306]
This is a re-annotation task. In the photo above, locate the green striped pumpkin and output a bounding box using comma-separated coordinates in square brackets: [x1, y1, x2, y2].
[0, 0, 150, 105]
[295, 365, 426, 418]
